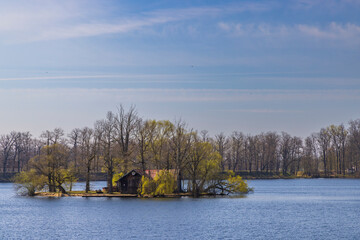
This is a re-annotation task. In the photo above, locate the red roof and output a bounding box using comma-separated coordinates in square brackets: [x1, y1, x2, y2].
[144, 169, 176, 179]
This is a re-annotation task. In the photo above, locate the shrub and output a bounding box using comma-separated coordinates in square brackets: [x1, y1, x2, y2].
[14, 169, 47, 196]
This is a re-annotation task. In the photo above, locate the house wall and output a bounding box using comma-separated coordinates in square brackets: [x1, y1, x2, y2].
[118, 174, 142, 194]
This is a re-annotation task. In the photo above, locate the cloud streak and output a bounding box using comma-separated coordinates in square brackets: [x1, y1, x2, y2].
[216, 108, 304, 113]
[0, 1, 271, 42]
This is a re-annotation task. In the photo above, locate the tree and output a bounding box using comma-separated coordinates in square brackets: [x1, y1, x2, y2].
[203, 170, 252, 195]
[279, 132, 302, 175]
[0, 132, 16, 175]
[114, 105, 138, 172]
[303, 135, 319, 176]
[96, 112, 117, 193]
[68, 128, 81, 172]
[135, 119, 157, 172]
[28, 143, 73, 193]
[138, 170, 176, 196]
[169, 120, 192, 192]
[214, 133, 229, 171]
[79, 127, 97, 193]
[229, 131, 244, 171]
[149, 120, 173, 170]
[186, 133, 222, 197]
[348, 120, 360, 172]
[317, 128, 331, 176]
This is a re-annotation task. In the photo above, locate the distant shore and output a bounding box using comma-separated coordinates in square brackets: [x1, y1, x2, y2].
[241, 174, 360, 180]
[2, 172, 359, 183]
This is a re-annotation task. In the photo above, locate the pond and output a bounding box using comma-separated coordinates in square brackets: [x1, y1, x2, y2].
[1, 179, 359, 239]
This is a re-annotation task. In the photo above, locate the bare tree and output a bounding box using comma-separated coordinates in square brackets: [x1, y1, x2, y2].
[317, 128, 331, 176]
[68, 128, 81, 172]
[229, 131, 244, 171]
[79, 127, 97, 193]
[149, 120, 173, 170]
[96, 112, 117, 193]
[214, 133, 229, 171]
[169, 120, 192, 192]
[135, 119, 157, 172]
[114, 105, 138, 172]
[0, 132, 16, 175]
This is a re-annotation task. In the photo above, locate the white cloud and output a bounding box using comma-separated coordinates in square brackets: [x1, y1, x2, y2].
[0, 1, 272, 42]
[298, 22, 360, 40]
[218, 22, 231, 31]
[218, 22, 290, 37]
[218, 21, 360, 44]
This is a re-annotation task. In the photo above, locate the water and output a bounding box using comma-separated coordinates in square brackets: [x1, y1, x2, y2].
[1, 179, 359, 239]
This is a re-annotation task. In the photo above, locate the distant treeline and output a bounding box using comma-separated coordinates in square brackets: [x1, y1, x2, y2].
[1, 105, 360, 186]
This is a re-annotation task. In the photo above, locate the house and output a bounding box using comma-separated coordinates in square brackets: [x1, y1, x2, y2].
[117, 169, 144, 194]
[117, 169, 177, 194]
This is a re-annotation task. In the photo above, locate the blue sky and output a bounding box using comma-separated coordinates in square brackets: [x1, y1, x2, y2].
[0, 0, 359, 137]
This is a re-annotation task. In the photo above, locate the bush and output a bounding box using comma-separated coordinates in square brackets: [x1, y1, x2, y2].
[112, 172, 124, 187]
[227, 175, 251, 193]
[14, 169, 47, 196]
[139, 176, 157, 196]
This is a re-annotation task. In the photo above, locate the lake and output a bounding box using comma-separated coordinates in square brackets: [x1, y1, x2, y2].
[1, 179, 359, 239]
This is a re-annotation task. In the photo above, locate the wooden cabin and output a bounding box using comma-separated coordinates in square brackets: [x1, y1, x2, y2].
[117, 170, 144, 194]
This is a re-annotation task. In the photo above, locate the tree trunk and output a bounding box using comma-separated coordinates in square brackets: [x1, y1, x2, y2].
[85, 164, 91, 193]
[58, 185, 67, 194]
[176, 170, 183, 193]
[323, 150, 327, 176]
[192, 179, 198, 197]
[107, 168, 113, 193]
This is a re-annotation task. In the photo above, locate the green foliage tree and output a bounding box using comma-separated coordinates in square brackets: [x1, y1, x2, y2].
[206, 170, 252, 195]
[186, 134, 222, 197]
[19, 143, 76, 194]
[153, 170, 176, 196]
[138, 170, 176, 196]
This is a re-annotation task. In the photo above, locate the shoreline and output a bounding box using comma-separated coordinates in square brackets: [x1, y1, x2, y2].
[34, 192, 198, 198]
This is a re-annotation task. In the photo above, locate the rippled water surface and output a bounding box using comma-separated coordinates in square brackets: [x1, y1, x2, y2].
[1, 179, 360, 239]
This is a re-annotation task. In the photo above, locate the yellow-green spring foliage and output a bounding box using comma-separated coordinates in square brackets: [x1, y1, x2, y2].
[138, 170, 176, 196]
[226, 171, 252, 194]
[112, 172, 124, 187]
[227, 175, 250, 193]
[14, 169, 47, 196]
[139, 176, 157, 196]
[153, 170, 176, 195]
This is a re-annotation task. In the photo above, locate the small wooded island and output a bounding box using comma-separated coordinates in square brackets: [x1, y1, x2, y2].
[16, 168, 252, 198]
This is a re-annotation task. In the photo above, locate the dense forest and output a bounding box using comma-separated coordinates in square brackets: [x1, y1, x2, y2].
[1, 105, 360, 191]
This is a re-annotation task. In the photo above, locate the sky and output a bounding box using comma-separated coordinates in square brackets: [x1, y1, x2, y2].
[0, 0, 359, 138]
